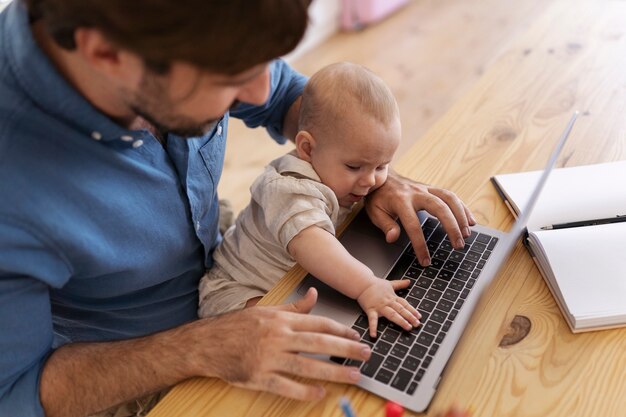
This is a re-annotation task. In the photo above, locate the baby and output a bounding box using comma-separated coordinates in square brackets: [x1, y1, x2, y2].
[198, 62, 421, 337]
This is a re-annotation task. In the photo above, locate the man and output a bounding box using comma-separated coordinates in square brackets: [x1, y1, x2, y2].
[0, 1, 475, 416]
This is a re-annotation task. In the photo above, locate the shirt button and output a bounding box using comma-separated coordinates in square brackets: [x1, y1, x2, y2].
[91, 131, 102, 141]
[132, 140, 144, 148]
[216, 125, 222, 136]
[121, 135, 134, 142]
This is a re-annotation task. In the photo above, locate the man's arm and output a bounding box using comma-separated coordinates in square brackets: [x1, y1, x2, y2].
[40, 289, 370, 417]
[365, 170, 477, 267]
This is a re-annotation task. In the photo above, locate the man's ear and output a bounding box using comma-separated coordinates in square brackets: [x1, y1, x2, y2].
[295, 130, 316, 162]
[74, 27, 143, 84]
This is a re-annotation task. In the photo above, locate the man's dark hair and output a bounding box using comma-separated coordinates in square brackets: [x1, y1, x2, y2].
[26, 0, 310, 74]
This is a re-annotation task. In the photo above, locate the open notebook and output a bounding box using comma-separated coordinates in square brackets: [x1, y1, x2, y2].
[492, 160, 626, 332]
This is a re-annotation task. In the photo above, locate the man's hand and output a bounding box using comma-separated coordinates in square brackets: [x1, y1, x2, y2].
[192, 288, 371, 401]
[365, 171, 476, 267]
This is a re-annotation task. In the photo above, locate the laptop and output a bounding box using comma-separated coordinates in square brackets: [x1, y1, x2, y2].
[284, 111, 579, 412]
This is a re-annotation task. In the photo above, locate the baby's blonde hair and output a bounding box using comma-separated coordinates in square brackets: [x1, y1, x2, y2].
[298, 62, 399, 138]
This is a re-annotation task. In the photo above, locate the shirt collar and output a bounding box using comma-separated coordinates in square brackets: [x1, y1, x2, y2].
[270, 151, 322, 182]
[3, 1, 140, 142]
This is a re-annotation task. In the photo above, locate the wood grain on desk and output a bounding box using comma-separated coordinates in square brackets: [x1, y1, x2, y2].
[149, 1, 626, 416]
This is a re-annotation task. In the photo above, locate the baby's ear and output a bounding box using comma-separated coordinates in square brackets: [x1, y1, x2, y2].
[295, 130, 315, 162]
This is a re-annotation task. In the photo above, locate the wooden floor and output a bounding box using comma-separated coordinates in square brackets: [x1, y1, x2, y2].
[219, 0, 559, 214]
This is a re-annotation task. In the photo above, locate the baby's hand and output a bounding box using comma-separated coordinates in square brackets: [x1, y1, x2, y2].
[356, 279, 421, 338]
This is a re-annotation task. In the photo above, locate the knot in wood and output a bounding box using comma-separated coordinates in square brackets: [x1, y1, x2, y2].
[499, 315, 531, 347]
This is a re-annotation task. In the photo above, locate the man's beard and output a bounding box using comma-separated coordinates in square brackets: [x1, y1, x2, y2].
[130, 104, 218, 139]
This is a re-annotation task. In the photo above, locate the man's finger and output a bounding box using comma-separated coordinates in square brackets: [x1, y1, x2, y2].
[365, 205, 401, 243]
[394, 203, 430, 266]
[278, 353, 362, 385]
[430, 188, 471, 241]
[287, 314, 361, 341]
[285, 331, 371, 361]
[279, 286, 318, 314]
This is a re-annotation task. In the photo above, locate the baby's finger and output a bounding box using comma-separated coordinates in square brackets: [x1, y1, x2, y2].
[398, 298, 421, 321]
[390, 279, 411, 291]
[367, 310, 379, 339]
[383, 306, 413, 331]
[395, 300, 421, 327]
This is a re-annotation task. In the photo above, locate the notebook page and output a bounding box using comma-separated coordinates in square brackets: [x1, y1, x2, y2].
[493, 160, 626, 231]
[530, 222, 626, 321]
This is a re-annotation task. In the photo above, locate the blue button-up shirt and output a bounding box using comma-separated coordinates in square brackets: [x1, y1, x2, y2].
[0, 2, 306, 415]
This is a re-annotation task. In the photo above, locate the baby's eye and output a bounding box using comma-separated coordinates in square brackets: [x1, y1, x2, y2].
[376, 165, 387, 171]
[345, 164, 360, 171]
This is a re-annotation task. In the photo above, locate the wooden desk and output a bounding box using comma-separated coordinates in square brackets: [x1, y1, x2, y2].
[149, 1, 626, 416]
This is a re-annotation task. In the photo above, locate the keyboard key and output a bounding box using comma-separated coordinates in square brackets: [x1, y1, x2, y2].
[429, 343, 440, 355]
[391, 369, 413, 391]
[442, 320, 453, 332]
[431, 278, 448, 291]
[487, 237, 498, 250]
[425, 289, 443, 302]
[465, 251, 481, 263]
[443, 288, 460, 301]
[381, 329, 400, 344]
[476, 233, 491, 244]
[464, 230, 478, 244]
[449, 309, 459, 320]
[418, 299, 436, 313]
[471, 269, 481, 278]
[390, 344, 409, 358]
[396, 288, 409, 298]
[460, 288, 470, 299]
[423, 217, 439, 229]
[362, 332, 378, 344]
[407, 296, 421, 308]
[361, 352, 384, 377]
[437, 269, 455, 281]
[430, 258, 444, 269]
[423, 267, 438, 278]
[410, 344, 428, 358]
[373, 341, 392, 356]
[449, 279, 464, 292]
[330, 356, 345, 364]
[435, 332, 446, 344]
[437, 299, 453, 312]
[351, 325, 367, 337]
[467, 278, 476, 289]
[355, 315, 368, 329]
[454, 269, 470, 281]
[482, 250, 492, 259]
[417, 332, 435, 346]
[402, 355, 421, 371]
[460, 260, 477, 272]
[405, 267, 421, 278]
[471, 241, 487, 253]
[442, 260, 460, 272]
[424, 321, 441, 335]
[416, 276, 433, 289]
[448, 251, 464, 262]
[346, 359, 363, 368]
[415, 368, 426, 381]
[477, 260, 486, 269]
[407, 382, 418, 395]
[398, 332, 416, 346]
[454, 299, 464, 310]
[440, 240, 453, 251]
[427, 241, 439, 253]
[431, 309, 447, 323]
[383, 356, 401, 371]
[433, 249, 450, 261]
[430, 226, 447, 243]
[375, 368, 394, 384]
[409, 286, 426, 299]
[423, 355, 433, 368]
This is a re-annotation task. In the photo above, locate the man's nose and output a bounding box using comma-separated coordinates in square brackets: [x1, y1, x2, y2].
[236, 68, 270, 106]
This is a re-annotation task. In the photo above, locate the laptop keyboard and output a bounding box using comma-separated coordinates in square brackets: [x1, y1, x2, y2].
[331, 217, 498, 395]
